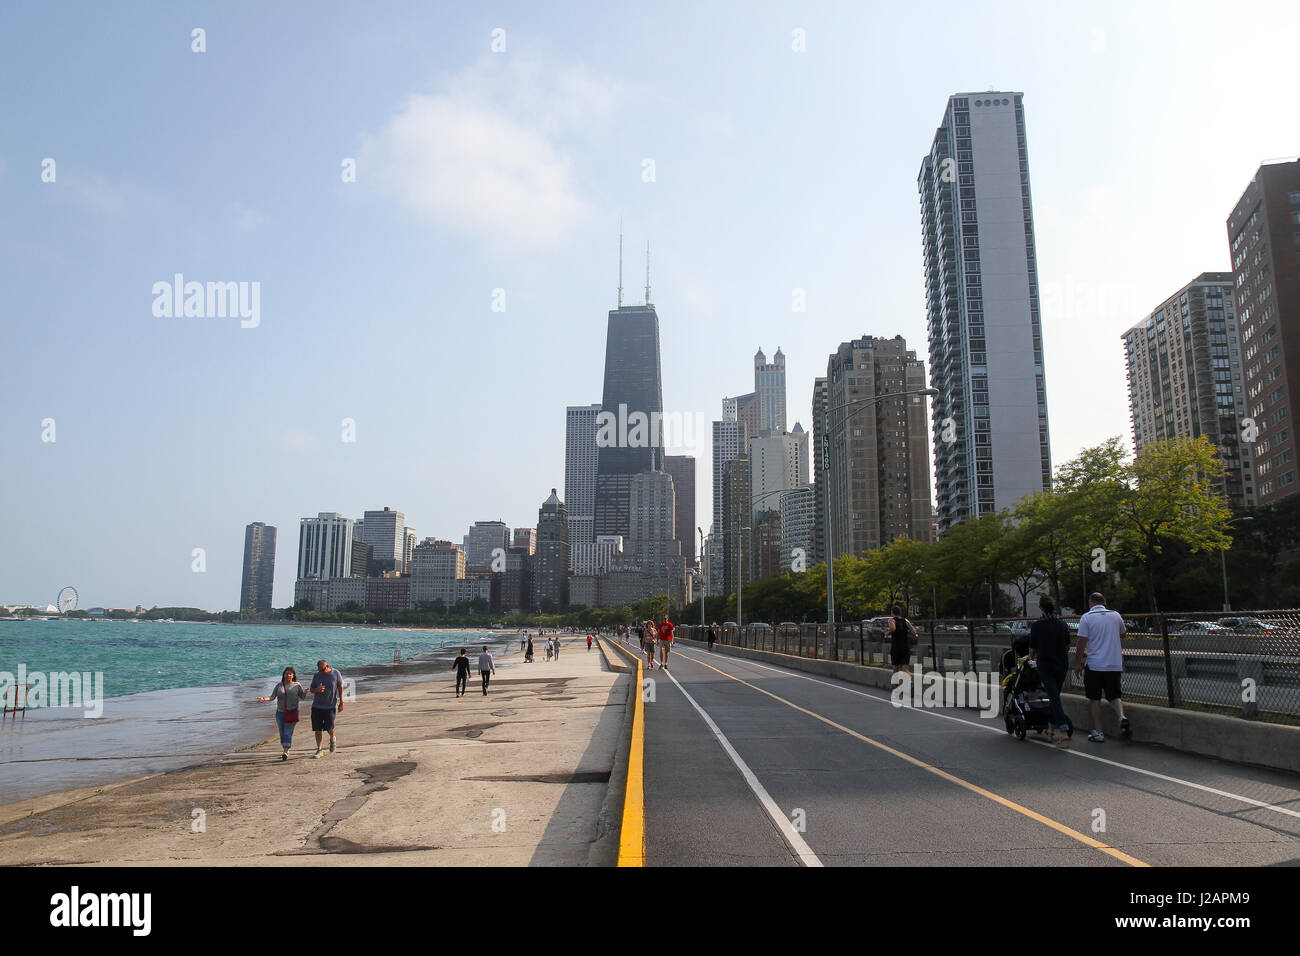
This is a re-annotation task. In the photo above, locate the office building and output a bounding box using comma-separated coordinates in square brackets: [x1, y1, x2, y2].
[297, 513, 355, 581]
[778, 484, 815, 572]
[811, 377, 828, 565]
[754, 347, 788, 433]
[663, 454, 697, 563]
[240, 522, 276, 613]
[464, 521, 511, 570]
[360, 507, 405, 574]
[1227, 159, 1300, 504]
[513, 527, 537, 554]
[721, 457, 751, 595]
[533, 489, 570, 610]
[410, 538, 465, 607]
[919, 92, 1051, 530]
[1123, 273, 1253, 509]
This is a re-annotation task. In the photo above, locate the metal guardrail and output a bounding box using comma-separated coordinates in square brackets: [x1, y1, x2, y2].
[674, 610, 1300, 725]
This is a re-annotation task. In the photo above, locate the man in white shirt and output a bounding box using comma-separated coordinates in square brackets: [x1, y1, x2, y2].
[1074, 592, 1131, 743]
[477, 646, 496, 696]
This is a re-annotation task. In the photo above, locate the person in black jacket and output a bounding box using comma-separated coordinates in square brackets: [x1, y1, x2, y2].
[886, 605, 916, 673]
[1028, 596, 1072, 748]
[452, 648, 471, 697]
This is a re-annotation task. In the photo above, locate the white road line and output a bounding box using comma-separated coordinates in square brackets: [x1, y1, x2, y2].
[679, 649, 1300, 823]
[659, 666, 823, 867]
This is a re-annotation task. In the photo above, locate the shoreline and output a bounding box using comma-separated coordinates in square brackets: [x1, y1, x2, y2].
[0, 638, 626, 865]
[0, 631, 529, 805]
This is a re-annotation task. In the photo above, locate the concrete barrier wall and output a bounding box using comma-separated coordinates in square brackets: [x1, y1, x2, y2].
[675, 637, 1300, 775]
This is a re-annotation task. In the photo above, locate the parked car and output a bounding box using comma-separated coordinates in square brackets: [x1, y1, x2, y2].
[1218, 616, 1284, 634]
[1172, 620, 1231, 634]
[862, 617, 894, 640]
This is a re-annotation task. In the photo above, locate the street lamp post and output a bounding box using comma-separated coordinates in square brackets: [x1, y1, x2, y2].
[821, 386, 939, 629]
[698, 526, 706, 628]
[1220, 516, 1253, 612]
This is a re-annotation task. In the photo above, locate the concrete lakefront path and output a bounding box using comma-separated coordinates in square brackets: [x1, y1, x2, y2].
[0, 638, 631, 866]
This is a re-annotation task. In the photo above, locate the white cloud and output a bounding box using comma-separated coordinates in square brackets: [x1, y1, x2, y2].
[360, 59, 620, 248]
[232, 203, 269, 235]
[59, 170, 139, 217]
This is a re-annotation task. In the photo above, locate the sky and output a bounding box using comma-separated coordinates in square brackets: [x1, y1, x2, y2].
[2, 0, 1296, 611]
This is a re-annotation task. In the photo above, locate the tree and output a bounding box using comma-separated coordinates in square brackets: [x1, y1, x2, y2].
[1112, 436, 1232, 612]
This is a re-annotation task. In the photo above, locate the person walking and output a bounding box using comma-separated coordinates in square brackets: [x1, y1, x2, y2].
[886, 604, 917, 674]
[1029, 596, 1073, 748]
[525, 637, 534, 663]
[307, 659, 344, 758]
[545, 638, 554, 661]
[478, 645, 496, 695]
[637, 622, 646, 653]
[1075, 592, 1131, 743]
[553, 635, 561, 660]
[657, 614, 675, 669]
[452, 648, 471, 698]
[643, 619, 657, 670]
[257, 666, 307, 761]
[707, 622, 718, 652]
[520, 633, 527, 653]
[587, 633, 593, 652]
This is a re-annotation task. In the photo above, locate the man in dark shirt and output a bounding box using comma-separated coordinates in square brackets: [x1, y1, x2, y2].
[1028, 596, 1072, 748]
[452, 648, 471, 697]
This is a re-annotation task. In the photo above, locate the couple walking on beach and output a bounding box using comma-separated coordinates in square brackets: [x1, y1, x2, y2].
[257, 660, 345, 761]
[452, 646, 497, 697]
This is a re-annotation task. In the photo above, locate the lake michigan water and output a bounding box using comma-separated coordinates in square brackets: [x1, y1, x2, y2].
[0, 619, 525, 804]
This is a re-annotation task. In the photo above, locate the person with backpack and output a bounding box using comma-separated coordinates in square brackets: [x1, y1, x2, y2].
[1028, 596, 1072, 748]
[886, 604, 917, 673]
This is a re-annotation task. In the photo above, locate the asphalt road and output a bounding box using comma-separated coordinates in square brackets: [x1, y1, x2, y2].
[636, 640, 1300, 867]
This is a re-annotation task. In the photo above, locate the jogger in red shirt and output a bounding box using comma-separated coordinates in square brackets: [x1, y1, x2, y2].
[657, 615, 674, 669]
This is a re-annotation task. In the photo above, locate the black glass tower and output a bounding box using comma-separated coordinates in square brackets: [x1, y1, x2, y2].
[594, 303, 665, 540]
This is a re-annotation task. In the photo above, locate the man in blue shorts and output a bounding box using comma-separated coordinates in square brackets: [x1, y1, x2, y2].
[1075, 593, 1131, 743]
[308, 659, 345, 757]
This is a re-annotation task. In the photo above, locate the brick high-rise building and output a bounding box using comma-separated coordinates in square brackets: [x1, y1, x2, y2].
[823, 335, 934, 557]
[532, 489, 570, 610]
[1228, 159, 1300, 504]
[1123, 273, 1253, 509]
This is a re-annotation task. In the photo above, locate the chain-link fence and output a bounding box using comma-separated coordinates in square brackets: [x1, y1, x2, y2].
[673, 610, 1300, 725]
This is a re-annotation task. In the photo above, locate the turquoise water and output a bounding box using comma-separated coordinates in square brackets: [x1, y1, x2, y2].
[0, 619, 503, 699]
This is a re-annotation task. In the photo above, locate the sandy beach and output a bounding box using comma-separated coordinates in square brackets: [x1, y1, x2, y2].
[0, 636, 632, 866]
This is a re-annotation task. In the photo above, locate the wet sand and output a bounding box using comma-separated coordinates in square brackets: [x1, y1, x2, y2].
[0, 636, 630, 866]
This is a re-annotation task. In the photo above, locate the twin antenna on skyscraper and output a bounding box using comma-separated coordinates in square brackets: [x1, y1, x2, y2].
[616, 224, 652, 308]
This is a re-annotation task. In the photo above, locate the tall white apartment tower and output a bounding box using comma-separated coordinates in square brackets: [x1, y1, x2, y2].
[297, 513, 355, 581]
[565, 403, 601, 564]
[918, 92, 1052, 531]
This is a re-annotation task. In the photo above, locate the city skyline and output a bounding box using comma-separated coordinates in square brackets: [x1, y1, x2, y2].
[4, 2, 1298, 609]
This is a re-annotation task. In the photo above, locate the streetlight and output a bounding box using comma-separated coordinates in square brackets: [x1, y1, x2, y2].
[1220, 516, 1253, 612]
[821, 386, 939, 628]
[698, 526, 706, 628]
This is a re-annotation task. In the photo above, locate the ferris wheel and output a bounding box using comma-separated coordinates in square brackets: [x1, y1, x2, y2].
[57, 586, 78, 614]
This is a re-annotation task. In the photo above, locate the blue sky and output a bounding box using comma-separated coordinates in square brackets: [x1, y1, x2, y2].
[2, 1, 1296, 610]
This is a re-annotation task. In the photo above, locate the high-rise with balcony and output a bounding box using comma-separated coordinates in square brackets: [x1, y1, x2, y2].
[823, 336, 934, 557]
[240, 522, 276, 612]
[1228, 160, 1300, 505]
[919, 92, 1051, 530]
[1123, 273, 1253, 509]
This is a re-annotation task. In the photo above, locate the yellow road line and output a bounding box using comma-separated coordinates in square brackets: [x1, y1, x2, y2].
[606, 638, 645, 867]
[677, 650, 1149, 868]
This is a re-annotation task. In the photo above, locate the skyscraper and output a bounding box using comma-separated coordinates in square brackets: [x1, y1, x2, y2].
[361, 507, 405, 574]
[565, 403, 601, 556]
[712, 417, 747, 542]
[240, 522, 276, 613]
[748, 426, 809, 522]
[663, 454, 696, 563]
[410, 538, 465, 608]
[778, 485, 815, 573]
[464, 521, 511, 570]
[1227, 159, 1300, 505]
[533, 489, 570, 610]
[721, 456, 751, 596]
[823, 335, 934, 557]
[754, 347, 787, 433]
[1123, 273, 1253, 509]
[297, 513, 355, 580]
[594, 295, 664, 540]
[811, 377, 828, 565]
[919, 92, 1051, 530]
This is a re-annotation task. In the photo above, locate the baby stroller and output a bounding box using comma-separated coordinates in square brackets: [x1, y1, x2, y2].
[1000, 638, 1069, 741]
